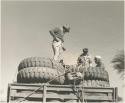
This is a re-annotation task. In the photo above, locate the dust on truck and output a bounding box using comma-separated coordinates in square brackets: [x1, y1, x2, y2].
[7, 57, 118, 103]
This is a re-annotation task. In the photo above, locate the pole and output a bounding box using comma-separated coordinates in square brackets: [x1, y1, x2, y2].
[43, 85, 47, 103]
[82, 71, 84, 103]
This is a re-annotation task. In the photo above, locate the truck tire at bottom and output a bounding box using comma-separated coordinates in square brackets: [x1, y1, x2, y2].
[17, 67, 65, 84]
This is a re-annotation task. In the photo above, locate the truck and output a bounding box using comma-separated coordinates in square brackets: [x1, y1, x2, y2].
[7, 83, 118, 103]
[7, 57, 118, 103]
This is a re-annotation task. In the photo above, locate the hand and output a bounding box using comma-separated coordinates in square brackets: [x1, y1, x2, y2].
[62, 47, 66, 51]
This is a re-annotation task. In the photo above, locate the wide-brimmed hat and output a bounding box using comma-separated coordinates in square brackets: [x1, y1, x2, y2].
[63, 25, 70, 32]
[94, 56, 102, 63]
[95, 56, 102, 59]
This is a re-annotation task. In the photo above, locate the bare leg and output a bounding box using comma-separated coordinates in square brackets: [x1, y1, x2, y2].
[52, 40, 62, 61]
[54, 45, 60, 61]
[52, 44, 55, 55]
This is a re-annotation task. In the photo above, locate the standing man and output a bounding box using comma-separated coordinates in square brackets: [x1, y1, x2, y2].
[77, 48, 93, 102]
[77, 48, 92, 68]
[49, 25, 70, 62]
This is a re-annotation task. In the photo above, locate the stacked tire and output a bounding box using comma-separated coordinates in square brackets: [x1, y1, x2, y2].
[17, 57, 65, 85]
[65, 65, 110, 87]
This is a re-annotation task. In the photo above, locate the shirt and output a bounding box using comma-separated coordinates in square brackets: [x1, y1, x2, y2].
[77, 54, 92, 67]
[50, 27, 64, 42]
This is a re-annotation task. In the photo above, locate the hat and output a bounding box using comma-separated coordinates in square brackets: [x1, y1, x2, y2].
[95, 56, 102, 59]
[63, 25, 70, 32]
[83, 48, 88, 52]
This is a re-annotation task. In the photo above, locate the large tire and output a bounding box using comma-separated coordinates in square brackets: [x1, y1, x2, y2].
[17, 67, 65, 84]
[18, 57, 64, 72]
[65, 65, 109, 87]
[66, 79, 110, 87]
[82, 67, 109, 81]
[82, 80, 110, 87]
[103, 71, 109, 81]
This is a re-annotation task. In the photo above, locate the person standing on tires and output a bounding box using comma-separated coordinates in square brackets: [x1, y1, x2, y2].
[76, 48, 92, 84]
[49, 25, 70, 62]
[77, 48, 93, 102]
[77, 48, 92, 68]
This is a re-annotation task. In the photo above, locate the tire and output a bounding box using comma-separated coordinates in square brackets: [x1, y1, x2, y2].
[99, 69, 105, 81]
[103, 71, 109, 81]
[81, 80, 110, 87]
[95, 69, 109, 81]
[65, 65, 109, 82]
[18, 57, 64, 72]
[84, 67, 99, 80]
[95, 67, 102, 80]
[17, 67, 65, 84]
[87, 67, 93, 79]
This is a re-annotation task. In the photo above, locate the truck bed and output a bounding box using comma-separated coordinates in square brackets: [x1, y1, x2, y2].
[7, 83, 118, 103]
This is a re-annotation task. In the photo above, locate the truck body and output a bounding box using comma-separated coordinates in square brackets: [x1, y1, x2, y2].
[7, 83, 118, 103]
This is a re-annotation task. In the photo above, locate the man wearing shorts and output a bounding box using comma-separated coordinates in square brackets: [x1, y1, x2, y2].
[49, 25, 70, 61]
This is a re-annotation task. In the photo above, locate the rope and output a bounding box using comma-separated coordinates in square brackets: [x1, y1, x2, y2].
[72, 78, 83, 102]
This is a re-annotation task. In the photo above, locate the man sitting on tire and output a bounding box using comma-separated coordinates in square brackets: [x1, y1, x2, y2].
[66, 48, 92, 84]
[49, 25, 70, 62]
[94, 56, 105, 70]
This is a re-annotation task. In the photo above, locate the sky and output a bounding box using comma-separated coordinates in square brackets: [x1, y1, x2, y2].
[1, 0, 124, 101]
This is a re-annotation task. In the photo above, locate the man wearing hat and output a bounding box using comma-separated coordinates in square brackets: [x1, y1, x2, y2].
[77, 48, 92, 68]
[94, 56, 105, 70]
[75, 48, 92, 86]
[49, 25, 70, 61]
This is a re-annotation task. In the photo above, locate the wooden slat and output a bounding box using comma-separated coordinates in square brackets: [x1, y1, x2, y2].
[81, 88, 113, 93]
[85, 95, 113, 101]
[43, 85, 47, 103]
[11, 92, 113, 101]
[11, 86, 43, 91]
[11, 85, 113, 93]
[47, 87, 113, 93]
[115, 87, 118, 102]
[10, 83, 115, 89]
[7, 84, 11, 102]
[11, 92, 44, 98]
[47, 92, 77, 99]
[9, 102, 42, 103]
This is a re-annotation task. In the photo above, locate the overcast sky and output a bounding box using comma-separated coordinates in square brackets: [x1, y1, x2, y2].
[1, 0, 124, 101]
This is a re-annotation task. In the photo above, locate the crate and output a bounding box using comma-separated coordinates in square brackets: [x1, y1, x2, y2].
[7, 83, 118, 103]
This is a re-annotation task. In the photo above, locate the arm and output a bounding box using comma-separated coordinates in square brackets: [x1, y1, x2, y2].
[61, 43, 66, 51]
[62, 47, 66, 51]
[49, 30, 58, 42]
[77, 56, 82, 66]
[88, 56, 93, 67]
